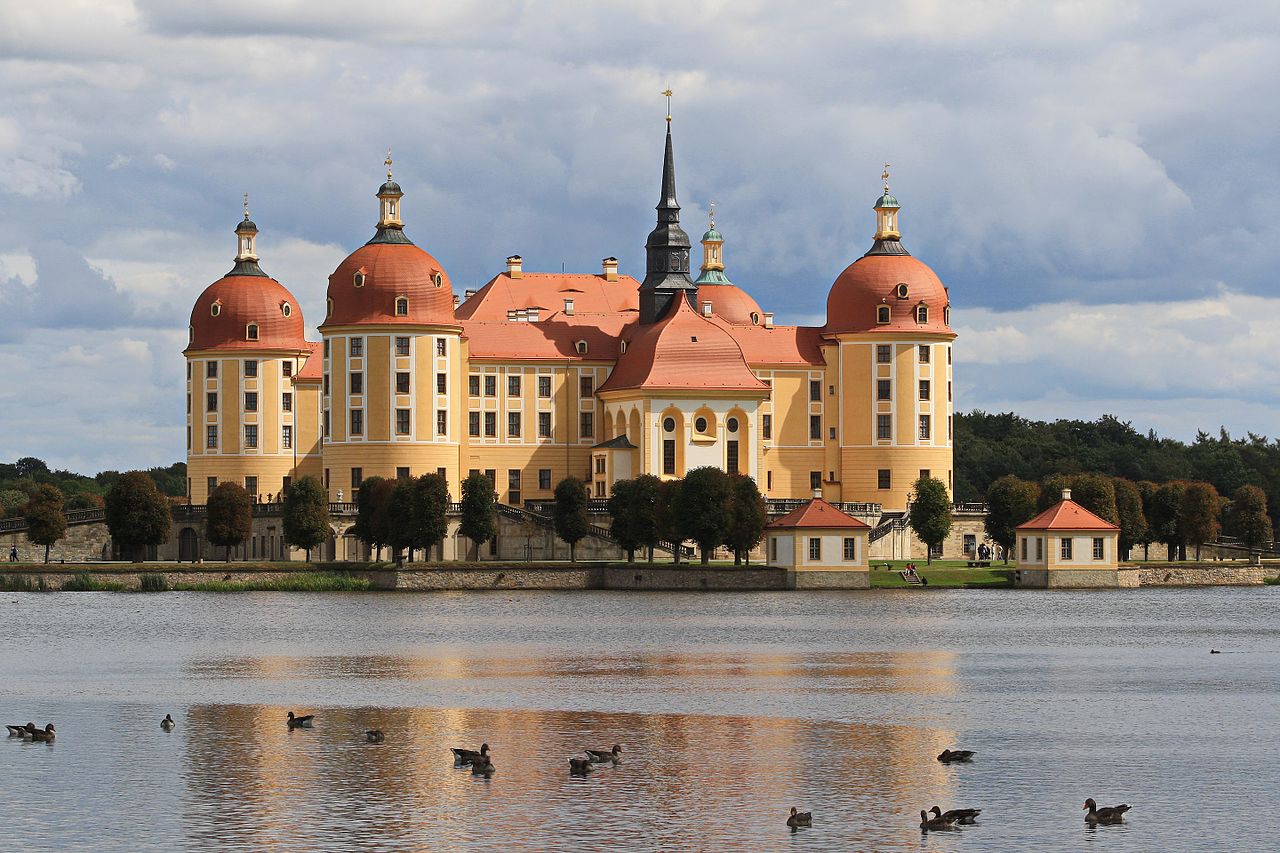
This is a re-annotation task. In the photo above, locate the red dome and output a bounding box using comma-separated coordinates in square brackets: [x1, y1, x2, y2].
[824, 253, 953, 336]
[187, 271, 306, 352]
[695, 283, 764, 325]
[323, 242, 456, 327]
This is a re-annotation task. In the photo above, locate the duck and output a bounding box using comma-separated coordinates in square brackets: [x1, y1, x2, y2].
[286, 711, 314, 729]
[787, 807, 812, 830]
[930, 805, 980, 824]
[29, 723, 56, 742]
[365, 730, 384, 743]
[568, 757, 595, 775]
[451, 743, 490, 766]
[586, 744, 623, 764]
[161, 715, 175, 731]
[937, 749, 975, 763]
[1210, 649, 1221, 654]
[6, 722, 34, 738]
[1084, 798, 1130, 824]
[920, 809, 956, 830]
[470, 755, 495, 776]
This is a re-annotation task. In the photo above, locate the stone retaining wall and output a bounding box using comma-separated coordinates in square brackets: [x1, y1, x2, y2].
[1129, 565, 1271, 586]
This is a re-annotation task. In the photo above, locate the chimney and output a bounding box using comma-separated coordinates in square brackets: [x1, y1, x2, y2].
[702, 301, 713, 317]
[506, 255, 523, 279]
[525, 307, 538, 322]
[602, 257, 619, 281]
[564, 298, 575, 316]
[1062, 488, 1072, 501]
[464, 289, 477, 299]
[812, 487, 822, 500]
[452, 294, 460, 308]
[763, 312, 774, 329]
[507, 309, 521, 322]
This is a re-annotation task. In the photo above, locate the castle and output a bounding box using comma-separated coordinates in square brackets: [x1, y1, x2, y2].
[183, 119, 956, 535]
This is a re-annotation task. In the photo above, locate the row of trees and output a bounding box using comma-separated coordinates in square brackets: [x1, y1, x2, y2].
[983, 472, 1274, 562]
[0, 457, 185, 517]
[603, 468, 767, 565]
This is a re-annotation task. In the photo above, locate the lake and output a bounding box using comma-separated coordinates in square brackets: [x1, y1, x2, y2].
[2, 588, 1277, 851]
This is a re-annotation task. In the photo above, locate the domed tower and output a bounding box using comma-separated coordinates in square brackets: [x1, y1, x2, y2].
[692, 205, 765, 325]
[825, 169, 956, 512]
[317, 155, 463, 500]
[184, 200, 312, 504]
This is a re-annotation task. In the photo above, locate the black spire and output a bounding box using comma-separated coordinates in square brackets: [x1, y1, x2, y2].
[639, 123, 696, 324]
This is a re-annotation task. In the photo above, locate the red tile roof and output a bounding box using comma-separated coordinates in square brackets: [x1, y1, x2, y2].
[323, 242, 456, 327]
[186, 271, 307, 353]
[694, 283, 763, 325]
[1017, 499, 1119, 531]
[767, 498, 871, 529]
[456, 271, 640, 320]
[461, 313, 634, 361]
[598, 295, 769, 394]
[714, 319, 825, 366]
[825, 253, 955, 337]
[293, 341, 323, 382]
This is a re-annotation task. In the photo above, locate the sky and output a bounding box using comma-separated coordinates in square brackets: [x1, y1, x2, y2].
[1, 0, 1279, 473]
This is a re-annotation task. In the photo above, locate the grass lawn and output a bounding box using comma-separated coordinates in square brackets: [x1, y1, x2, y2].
[869, 560, 1015, 589]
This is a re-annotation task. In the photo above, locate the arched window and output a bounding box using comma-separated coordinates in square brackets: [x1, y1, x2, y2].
[916, 305, 929, 324]
[326, 298, 333, 318]
[210, 301, 221, 317]
[353, 271, 366, 287]
[576, 340, 588, 355]
[432, 271, 444, 288]
[395, 297, 409, 316]
[896, 283, 909, 299]
[188, 326, 194, 344]
[750, 312, 760, 325]
[877, 305, 890, 324]
[246, 323, 259, 341]
[281, 302, 291, 317]
[944, 305, 951, 325]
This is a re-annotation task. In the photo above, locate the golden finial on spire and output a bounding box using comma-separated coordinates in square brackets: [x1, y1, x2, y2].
[661, 88, 673, 123]
[243, 192, 250, 221]
[882, 162, 891, 193]
[709, 200, 716, 228]
[385, 149, 393, 180]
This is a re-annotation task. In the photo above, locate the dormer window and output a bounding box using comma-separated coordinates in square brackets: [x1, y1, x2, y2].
[432, 271, 443, 287]
[916, 305, 929, 324]
[395, 297, 409, 316]
[750, 312, 760, 325]
[281, 302, 292, 318]
[246, 323, 259, 341]
[354, 271, 366, 287]
[877, 305, 890, 324]
[896, 283, 909, 299]
[210, 301, 221, 317]
[326, 298, 333, 318]
[576, 340, 588, 355]
[188, 326, 194, 344]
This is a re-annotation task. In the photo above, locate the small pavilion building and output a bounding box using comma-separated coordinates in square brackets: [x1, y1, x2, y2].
[766, 496, 871, 589]
[1015, 489, 1121, 588]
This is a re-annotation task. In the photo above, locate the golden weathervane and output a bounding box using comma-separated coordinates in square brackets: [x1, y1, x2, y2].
[662, 88, 673, 123]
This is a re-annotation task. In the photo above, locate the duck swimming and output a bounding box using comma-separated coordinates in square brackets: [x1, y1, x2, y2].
[161, 715, 175, 731]
[930, 806, 980, 824]
[585, 744, 623, 764]
[6, 722, 34, 738]
[937, 749, 975, 763]
[286, 711, 314, 729]
[470, 755, 495, 776]
[920, 809, 955, 830]
[1084, 798, 1130, 824]
[568, 757, 594, 775]
[787, 807, 812, 830]
[365, 730, 384, 743]
[29, 723, 55, 742]
[452, 743, 489, 766]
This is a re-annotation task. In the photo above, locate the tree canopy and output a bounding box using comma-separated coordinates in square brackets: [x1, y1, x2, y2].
[553, 477, 591, 561]
[24, 484, 66, 563]
[725, 475, 767, 565]
[459, 471, 497, 556]
[908, 476, 952, 564]
[674, 467, 734, 564]
[1226, 484, 1273, 554]
[983, 475, 1039, 561]
[282, 476, 329, 561]
[104, 471, 171, 561]
[206, 481, 252, 561]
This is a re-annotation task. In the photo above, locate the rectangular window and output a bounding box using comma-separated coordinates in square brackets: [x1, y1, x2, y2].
[918, 344, 930, 363]
[809, 415, 821, 440]
[1061, 537, 1073, 560]
[207, 392, 218, 411]
[244, 424, 258, 449]
[918, 415, 931, 440]
[580, 376, 593, 397]
[469, 411, 481, 437]
[948, 381, 952, 402]
[538, 411, 552, 438]
[1036, 537, 1043, 561]
[323, 410, 330, 438]
[877, 469, 891, 489]
[349, 338, 363, 357]
[508, 412, 521, 437]
[323, 339, 330, 358]
[828, 427, 836, 440]
[207, 361, 218, 378]
[282, 361, 293, 377]
[245, 476, 257, 496]
[396, 372, 410, 394]
[919, 380, 930, 401]
[767, 471, 773, 490]
[876, 344, 891, 364]
[538, 375, 552, 398]
[770, 538, 778, 562]
[436, 410, 448, 436]
[1093, 537, 1104, 560]
[579, 412, 593, 439]
[282, 392, 292, 412]
[810, 471, 821, 491]
[508, 375, 521, 397]
[244, 391, 257, 412]
[351, 468, 362, 489]
[877, 414, 892, 440]
[484, 375, 496, 397]
[436, 338, 447, 356]
[350, 409, 363, 435]
[663, 440, 676, 475]
[843, 537, 856, 561]
[469, 375, 480, 397]
[396, 467, 410, 480]
[323, 374, 330, 396]
[484, 412, 496, 437]
[508, 469, 521, 505]
[809, 538, 821, 561]
[282, 425, 293, 449]
[395, 336, 410, 356]
[762, 414, 772, 440]
[244, 359, 258, 378]
[809, 379, 821, 401]
[920, 469, 931, 481]
[877, 379, 891, 400]
[727, 440, 739, 475]
[539, 469, 552, 490]
[1021, 537, 1028, 561]
[947, 347, 952, 364]
[436, 373, 446, 395]
[484, 469, 496, 486]
[206, 425, 218, 448]
[396, 409, 411, 435]
[324, 469, 330, 489]
[207, 476, 217, 493]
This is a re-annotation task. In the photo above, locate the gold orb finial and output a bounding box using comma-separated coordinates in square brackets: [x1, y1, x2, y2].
[385, 149, 393, 180]
[661, 88, 673, 123]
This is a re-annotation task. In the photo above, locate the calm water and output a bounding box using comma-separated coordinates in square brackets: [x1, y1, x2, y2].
[1, 588, 1277, 851]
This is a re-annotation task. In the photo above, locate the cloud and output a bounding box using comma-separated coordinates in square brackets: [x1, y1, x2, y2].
[153, 152, 176, 171]
[0, 243, 146, 339]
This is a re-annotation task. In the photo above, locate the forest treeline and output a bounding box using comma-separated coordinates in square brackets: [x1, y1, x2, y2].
[0, 457, 186, 517]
